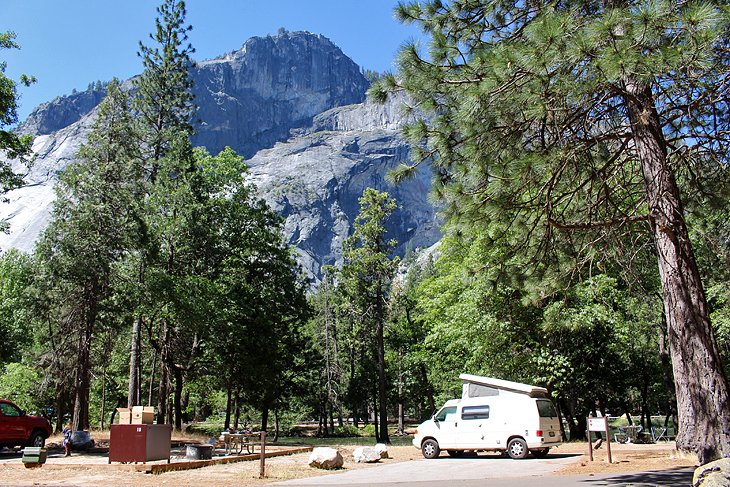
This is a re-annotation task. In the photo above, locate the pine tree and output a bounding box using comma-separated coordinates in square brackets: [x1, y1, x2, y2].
[128, 0, 196, 416]
[340, 188, 400, 443]
[133, 0, 195, 174]
[35, 79, 141, 430]
[376, 0, 730, 462]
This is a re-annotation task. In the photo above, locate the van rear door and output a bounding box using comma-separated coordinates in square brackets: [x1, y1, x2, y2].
[536, 399, 561, 443]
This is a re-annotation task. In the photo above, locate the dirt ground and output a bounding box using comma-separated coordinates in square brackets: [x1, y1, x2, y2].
[0, 437, 698, 487]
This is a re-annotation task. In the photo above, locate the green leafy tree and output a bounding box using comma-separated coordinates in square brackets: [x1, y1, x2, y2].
[377, 0, 730, 462]
[340, 188, 400, 443]
[0, 31, 35, 233]
[0, 249, 34, 364]
[0, 363, 43, 413]
[34, 79, 141, 430]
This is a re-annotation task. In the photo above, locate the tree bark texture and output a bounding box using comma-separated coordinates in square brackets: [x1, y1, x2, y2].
[623, 78, 730, 463]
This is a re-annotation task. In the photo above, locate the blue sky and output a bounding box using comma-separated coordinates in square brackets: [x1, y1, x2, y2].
[4, 0, 422, 122]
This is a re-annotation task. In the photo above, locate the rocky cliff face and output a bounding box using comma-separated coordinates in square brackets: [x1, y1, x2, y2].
[2, 31, 439, 282]
[247, 94, 440, 280]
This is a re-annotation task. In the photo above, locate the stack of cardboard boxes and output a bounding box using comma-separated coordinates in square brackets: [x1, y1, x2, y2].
[116, 406, 155, 424]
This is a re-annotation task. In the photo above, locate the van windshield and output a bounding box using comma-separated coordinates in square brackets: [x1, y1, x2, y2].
[536, 399, 558, 418]
[434, 406, 457, 422]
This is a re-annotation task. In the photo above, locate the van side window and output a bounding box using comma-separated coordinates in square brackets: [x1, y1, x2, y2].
[435, 406, 457, 422]
[536, 399, 558, 418]
[462, 405, 490, 420]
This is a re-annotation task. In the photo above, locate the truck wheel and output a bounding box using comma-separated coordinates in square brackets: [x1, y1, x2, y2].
[421, 439, 440, 459]
[531, 448, 550, 458]
[507, 438, 528, 459]
[28, 431, 45, 448]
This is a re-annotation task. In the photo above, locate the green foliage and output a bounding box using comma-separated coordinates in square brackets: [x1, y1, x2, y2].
[133, 0, 195, 166]
[378, 0, 730, 289]
[0, 363, 43, 413]
[0, 250, 34, 364]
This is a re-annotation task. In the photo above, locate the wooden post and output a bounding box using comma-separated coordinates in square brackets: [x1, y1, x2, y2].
[259, 431, 266, 478]
[587, 427, 594, 461]
[605, 419, 612, 464]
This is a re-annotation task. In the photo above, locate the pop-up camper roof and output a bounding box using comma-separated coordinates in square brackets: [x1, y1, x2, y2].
[459, 374, 548, 398]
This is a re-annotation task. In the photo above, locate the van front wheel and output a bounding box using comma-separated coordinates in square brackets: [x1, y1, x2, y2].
[422, 439, 440, 459]
[507, 438, 528, 459]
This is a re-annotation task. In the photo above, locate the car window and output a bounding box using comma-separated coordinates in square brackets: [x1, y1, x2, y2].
[435, 406, 457, 422]
[462, 405, 490, 420]
[0, 402, 21, 417]
[536, 399, 558, 418]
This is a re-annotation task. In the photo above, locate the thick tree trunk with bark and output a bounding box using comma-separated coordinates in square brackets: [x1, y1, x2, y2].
[624, 78, 730, 463]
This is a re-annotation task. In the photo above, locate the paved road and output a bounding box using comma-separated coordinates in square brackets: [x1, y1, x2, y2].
[268, 455, 694, 487]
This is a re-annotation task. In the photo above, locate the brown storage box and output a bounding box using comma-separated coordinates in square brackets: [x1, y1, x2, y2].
[132, 406, 154, 424]
[116, 408, 132, 424]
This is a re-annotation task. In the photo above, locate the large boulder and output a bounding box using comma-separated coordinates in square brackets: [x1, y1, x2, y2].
[353, 446, 381, 463]
[374, 443, 389, 459]
[694, 458, 730, 487]
[308, 447, 344, 469]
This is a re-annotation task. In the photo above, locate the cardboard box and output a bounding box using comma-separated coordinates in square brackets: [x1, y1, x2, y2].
[131, 406, 155, 424]
[116, 408, 132, 424]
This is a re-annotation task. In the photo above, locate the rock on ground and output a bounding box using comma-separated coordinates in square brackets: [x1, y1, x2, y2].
[694, 458, 730, 487]
[374, 443, 389, 459]
[308, 447, 344, 469]
[353, 446, 381, 463]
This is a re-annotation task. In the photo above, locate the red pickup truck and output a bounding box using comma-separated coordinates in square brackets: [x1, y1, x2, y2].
[0, 399, 51, 448]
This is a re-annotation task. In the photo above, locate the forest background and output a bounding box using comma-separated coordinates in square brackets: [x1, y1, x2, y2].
[1, 0, 730, 464]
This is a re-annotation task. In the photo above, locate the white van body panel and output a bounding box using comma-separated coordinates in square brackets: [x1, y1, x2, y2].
[413, 375, 562, 458]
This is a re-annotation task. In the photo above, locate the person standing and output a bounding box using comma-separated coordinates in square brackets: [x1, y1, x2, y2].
[62, 424, 72, 457]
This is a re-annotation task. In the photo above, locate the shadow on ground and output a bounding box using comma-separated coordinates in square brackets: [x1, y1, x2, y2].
[429, 452, 582, 460]
[581, 466, 694, 487]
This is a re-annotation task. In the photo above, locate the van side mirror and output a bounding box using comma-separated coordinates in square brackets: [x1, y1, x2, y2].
[432, 415, 439, 423]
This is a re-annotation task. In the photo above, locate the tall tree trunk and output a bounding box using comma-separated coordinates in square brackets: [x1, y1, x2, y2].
[148, 349, 157, 406]
[375, 279, 390, 443]
[274, 409, 280, 442]
[127, 317, 141, 407]
[100, 360, 107, 430]
[55, 392, 64, 433]
[224, 385, 232, 430]
[261, 405, 269, 432]
[72, 307, 94, 431]
[157, 360, 169, 425]
[623, 78, 730, 463]
[173, 367, 183, 431]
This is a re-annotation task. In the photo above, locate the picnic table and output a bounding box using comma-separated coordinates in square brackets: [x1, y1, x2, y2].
[221, 431, 256, 455]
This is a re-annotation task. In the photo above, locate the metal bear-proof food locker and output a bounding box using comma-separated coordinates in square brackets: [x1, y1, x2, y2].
[108, 424, 172, 463]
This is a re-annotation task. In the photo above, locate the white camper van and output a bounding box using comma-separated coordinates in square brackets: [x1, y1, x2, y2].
[412, 374, 562, 459]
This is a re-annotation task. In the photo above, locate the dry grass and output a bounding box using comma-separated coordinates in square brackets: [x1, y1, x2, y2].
[554, 441, 698, 475]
